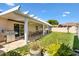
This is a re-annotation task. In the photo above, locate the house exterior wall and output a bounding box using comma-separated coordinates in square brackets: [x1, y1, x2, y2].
[0, 17, 8, 30]
[28, 22, 43, 41]
[0, 17, 24, 43]
[28, 22, 43, 33]
[0, 17, 8, 43]
[6, 21, 24, 42]
[0, 17, 23, 30]
[28, 22, 49, 35]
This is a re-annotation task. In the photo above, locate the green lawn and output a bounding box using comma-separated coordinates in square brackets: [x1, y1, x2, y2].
[40, 32, 74, 49]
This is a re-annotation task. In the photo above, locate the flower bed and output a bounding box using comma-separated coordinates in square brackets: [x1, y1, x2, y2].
[1, 45, 29, 56]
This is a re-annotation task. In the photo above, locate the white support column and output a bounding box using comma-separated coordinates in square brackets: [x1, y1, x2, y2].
[43, 24, 45, 35]
[47, 25, 49, 34]
[48, 26, 51, 31]
[24, 17, 28, 44]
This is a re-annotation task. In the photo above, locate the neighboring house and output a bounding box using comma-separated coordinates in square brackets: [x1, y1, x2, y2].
[52, 22, 79, 33]
[0, 6, 52, 45]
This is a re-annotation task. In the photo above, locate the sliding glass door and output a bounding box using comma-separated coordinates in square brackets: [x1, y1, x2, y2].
[14, 24, 24, 38]
[14, 24, 19, 37]
[19, 24, 24, 36]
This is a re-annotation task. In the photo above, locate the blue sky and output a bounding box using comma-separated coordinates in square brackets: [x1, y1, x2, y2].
[0, 3, 79, 24]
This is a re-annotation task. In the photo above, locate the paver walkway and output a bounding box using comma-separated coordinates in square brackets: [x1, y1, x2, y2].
[0, 39, 26, 55]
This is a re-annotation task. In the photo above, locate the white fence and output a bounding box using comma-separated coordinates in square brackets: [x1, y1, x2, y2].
[52, 26, 77, 33]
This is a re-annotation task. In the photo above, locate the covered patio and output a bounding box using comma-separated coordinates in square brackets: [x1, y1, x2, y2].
[0, 6, 52, 45]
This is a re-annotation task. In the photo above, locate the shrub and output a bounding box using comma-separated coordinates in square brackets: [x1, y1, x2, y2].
[45, 43, 73, 56]
[15, 45, 29, 56]
[1, 50, 21, 56]
[45, 43, 61, 56]
[1, 45, 29, 56]
[57, 44, 74, 56]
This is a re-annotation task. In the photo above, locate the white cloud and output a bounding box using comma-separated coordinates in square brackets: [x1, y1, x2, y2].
[62, 11, 71, 17]
[62, 14, 67, 17]
[5, 3, 15, 6]
[64, 11, 71, 14]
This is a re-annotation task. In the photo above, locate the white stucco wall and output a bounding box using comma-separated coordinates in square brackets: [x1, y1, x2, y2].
[52, 26, 77, 33]
[0, 17, 24, 42]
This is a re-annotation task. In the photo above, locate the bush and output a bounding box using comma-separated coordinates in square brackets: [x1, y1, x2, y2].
[45, 43, 60, 56]
[1, 50, 21, 56]
[57, 44, 74, 56]
[15, 45, 29, 56]
[45, 43, 73, 56]
[1, 45, 29, 56]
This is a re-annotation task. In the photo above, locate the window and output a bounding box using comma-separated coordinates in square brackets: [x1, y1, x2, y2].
[36, 26, 38, 30]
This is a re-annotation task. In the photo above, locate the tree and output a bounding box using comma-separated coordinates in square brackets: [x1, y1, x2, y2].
[47, 20, 59, 25]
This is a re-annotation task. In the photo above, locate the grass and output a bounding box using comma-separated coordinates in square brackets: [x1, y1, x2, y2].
[40, 32, 74, 49]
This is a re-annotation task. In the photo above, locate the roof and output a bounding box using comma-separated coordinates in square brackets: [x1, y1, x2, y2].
[0, 5, 52, 26]
[0, 5, 20, 16]
[62, 22, 79, 26]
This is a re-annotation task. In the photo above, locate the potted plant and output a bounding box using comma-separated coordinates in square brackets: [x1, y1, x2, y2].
[29, 41, 42, 56]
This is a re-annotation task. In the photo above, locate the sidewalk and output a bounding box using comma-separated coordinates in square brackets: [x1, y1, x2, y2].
[0, 39, 26, 55]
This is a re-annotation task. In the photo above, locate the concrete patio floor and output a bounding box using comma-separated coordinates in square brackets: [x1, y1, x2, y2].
[0, 39, 26, 55]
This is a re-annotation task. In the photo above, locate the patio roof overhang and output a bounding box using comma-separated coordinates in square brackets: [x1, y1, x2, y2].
[0, 5, 52, 26]
[0, 6, 25, 22]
